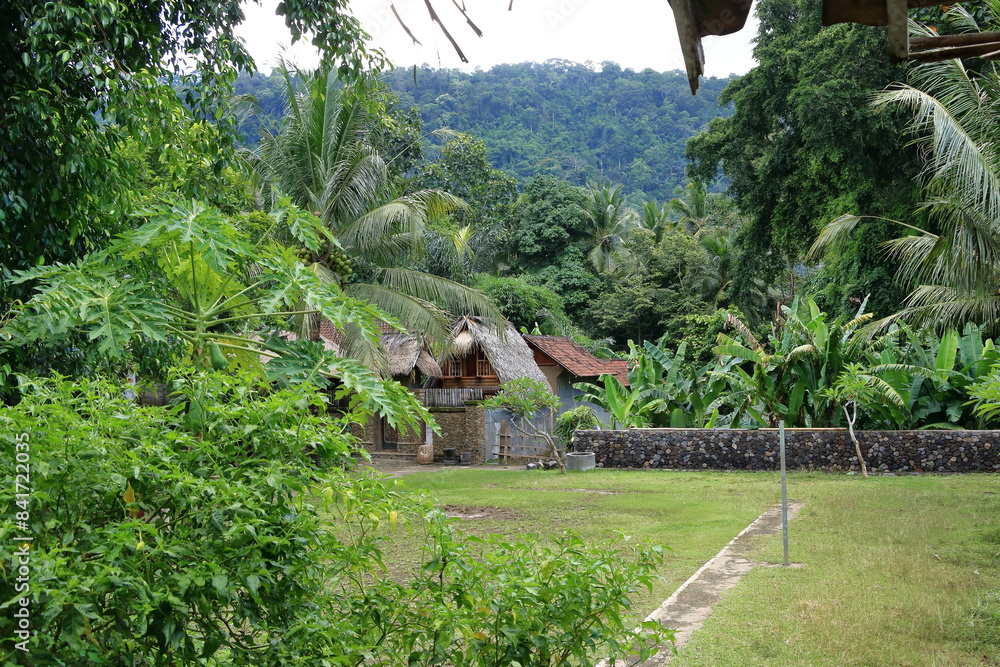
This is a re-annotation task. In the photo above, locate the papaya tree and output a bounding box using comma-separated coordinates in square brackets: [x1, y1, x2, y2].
[1, 198, 431, 434]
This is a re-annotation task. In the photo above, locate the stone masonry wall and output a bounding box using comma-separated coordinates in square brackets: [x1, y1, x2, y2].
[354, 403, 487, 463]
[573, 428, 1000, 473]
[429, 403, 487, 465]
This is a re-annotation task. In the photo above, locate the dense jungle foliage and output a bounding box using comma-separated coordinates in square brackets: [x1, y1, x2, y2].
[235, 61, 736, 201]
[5, 0, 1000, 661]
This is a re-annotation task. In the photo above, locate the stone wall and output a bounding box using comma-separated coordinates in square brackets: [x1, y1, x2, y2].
[430, 404, 487, 464]
[355, 403, 488, 464]
[573, 428, 1000, 473]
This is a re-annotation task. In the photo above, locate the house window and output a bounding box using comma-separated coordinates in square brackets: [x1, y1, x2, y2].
[443, 358, 462, 377]
[476, 350, 495, 377]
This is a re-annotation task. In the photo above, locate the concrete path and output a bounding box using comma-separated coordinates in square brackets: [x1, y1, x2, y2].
[603, 500, 804, 666]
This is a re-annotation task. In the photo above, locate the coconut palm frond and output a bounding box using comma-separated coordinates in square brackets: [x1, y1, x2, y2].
[339, 190, 466, 250]
[896, 285, 1000, 334]
[369, 267, 499, 319]
[807, 214, 863, 261]
[876, 82, 1000, 224]
[345, 281, 452, 346]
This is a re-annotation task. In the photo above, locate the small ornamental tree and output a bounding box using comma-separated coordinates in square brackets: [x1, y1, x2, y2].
[482, 377, 565, 471]
[821, 363, 905, 478]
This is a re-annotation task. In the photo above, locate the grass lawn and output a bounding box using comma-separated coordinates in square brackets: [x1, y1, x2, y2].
[375, 467, 1000, 666]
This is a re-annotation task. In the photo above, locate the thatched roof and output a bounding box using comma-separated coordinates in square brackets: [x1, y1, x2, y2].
[449, 317, 548, 385]
[384, 333, 443, 379]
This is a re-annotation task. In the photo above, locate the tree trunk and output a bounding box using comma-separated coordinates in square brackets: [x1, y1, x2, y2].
[511, 421, 566, 473]
[845, 403, 868, 478]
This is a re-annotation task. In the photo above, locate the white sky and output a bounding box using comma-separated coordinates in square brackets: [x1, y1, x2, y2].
[235, 0, 758, 79]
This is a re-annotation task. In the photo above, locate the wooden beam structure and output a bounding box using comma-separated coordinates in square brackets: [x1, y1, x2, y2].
[886, 0, 910, 62]
[671, 0, 995, 94]
[666, 0, 753, 94]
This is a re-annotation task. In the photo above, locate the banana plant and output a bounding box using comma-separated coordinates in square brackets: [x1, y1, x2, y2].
[574, 338, 732, 429]
[869, 323, 1000, 428]
[630, 339, 731, 427]
[714, 297, 875, 427]
[2, 198, 432, 434]
[574, 373, 665, 429]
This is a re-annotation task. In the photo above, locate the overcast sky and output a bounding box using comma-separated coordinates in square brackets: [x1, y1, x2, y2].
[235, 0, 758, 79]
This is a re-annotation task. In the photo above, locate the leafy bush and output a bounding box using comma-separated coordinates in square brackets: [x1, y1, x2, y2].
[405, 516, 672, 666]
[1, 373, 672, 665]
[555, 406, 602, 449]
[0, 372, 356, 664]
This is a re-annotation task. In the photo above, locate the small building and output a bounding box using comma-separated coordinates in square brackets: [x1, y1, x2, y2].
[523, 335, 629, 420]
[440, 316, 549, 394]
[353, 317, 557, 464]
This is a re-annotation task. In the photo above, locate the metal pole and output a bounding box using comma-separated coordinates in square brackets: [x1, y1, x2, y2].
[780, 420, 789, 567]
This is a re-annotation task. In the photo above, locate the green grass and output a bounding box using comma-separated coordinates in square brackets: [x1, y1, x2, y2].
[383, 468, 782, 614]
[376, 468, 1000, 666]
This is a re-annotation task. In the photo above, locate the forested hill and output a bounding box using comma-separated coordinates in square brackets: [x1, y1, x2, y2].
[382, 62, 734, 199]
[236, 61, 735, 201]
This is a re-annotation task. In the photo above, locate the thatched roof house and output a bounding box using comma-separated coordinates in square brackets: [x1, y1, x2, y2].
[384, 333, 442, 380]
[443, 316, 548, 389]
[257, 322, 441, 386]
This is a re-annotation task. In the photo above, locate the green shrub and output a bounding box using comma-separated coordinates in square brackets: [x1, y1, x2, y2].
[0, 372, 357, 664]
[1, 372, 672, 665]
[555, 406, 602, 449]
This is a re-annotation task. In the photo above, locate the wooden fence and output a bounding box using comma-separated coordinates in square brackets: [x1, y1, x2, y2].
[416, 388, 484, 408]
[491, 415, 563, 463]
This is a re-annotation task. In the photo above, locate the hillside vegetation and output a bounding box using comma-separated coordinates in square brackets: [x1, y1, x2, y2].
[236, 61, 734, 200]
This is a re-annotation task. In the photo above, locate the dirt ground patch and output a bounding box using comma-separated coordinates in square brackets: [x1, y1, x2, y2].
[442, 505, 525, 520]
[510, 487, 623, 495]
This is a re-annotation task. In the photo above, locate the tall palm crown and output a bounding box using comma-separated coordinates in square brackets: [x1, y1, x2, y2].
[579, 184, 635, 274]
[246, 65, 501, 358]
[880, 25, 1000, 329]
[638, 200, 671, 245]
[699, 232, 735, 307]
[666, 181, 710, 236]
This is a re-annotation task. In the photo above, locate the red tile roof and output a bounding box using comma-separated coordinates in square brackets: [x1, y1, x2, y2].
[523, 336, 629, 385]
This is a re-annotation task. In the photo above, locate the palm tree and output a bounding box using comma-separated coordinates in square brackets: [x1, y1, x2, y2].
[666, 181, 711, 236]
[245, 64, 501, 360]
[578, 184, 635, 274]
[810, 8, 1000, 333]
[638, 199, 671, 244]
[698, 231, 735, 307]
